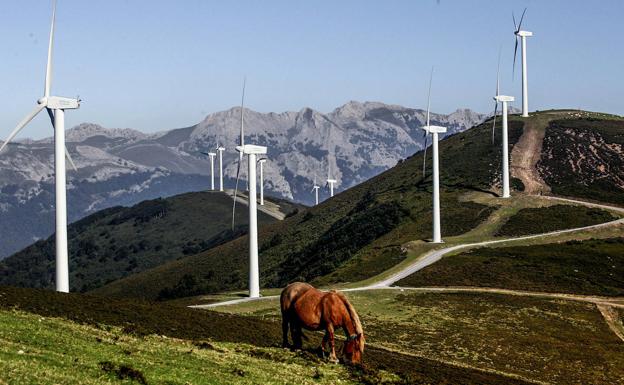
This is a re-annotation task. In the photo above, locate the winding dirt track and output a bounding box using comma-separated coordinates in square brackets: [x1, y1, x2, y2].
[510, 119, 550, 194]
[193, 123, 624, 341]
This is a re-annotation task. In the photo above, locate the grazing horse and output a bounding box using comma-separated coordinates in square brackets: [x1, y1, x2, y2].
[280, 282, 365, 364]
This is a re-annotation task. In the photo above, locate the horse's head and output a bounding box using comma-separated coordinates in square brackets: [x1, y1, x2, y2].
[342, 333, 365, 364]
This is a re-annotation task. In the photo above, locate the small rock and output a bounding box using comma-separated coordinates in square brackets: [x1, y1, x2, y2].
[17, 350, 24, 355]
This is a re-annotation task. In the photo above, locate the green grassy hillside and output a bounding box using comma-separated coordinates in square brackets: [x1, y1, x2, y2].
[495, 204, 616, 236]
[219, 289, 624, 385]
[91, 119, 525, 300]
[397, 237, 624, 296]
[0, 192, 297, 292]
[0, 286, 534, 385]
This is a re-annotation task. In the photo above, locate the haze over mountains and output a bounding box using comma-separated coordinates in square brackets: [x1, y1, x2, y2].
[0, 101, 486, 258]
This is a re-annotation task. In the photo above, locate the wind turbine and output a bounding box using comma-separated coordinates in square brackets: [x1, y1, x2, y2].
[258, 158, 267, 206]
[0, 0, 79, 293]
[231, 80, 267, 298]
[492, 55, 515, 198]
[325, 159, 337, 198]
[421, 69, 446, 244]
[513, 8, 532, 118]
[201, 151, 217, 190]
[216, 143, 225, 191]
[311, 176, 320, 205]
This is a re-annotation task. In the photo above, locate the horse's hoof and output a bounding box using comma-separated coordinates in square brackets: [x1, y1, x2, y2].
[328, 357, 339, 364]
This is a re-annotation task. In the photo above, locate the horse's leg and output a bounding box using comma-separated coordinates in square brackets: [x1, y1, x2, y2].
[281, 315, 290, 348]
[321, 331, 329, 358]
[291, 323, 303, 350]
[326, 324, 338, 363]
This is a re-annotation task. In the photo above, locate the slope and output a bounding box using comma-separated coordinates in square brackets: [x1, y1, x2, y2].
[91, 118, 526, 300]
[0, 191, 299, 292]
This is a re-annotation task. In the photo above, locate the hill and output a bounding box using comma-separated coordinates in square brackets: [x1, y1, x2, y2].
[0, 191, 299, 292]
[0, 285, 536, 385]
[397, 236, 624, 296]
[0, 101, 485, 259]
[91, 116, 526, 300]
[92, 110, 624, 301]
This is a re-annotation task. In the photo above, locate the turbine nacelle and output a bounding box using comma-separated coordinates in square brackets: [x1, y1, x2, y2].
[39, 96, 80, 110]
[236, 144, 267, 155]
[421, 125, 447, 134]
[494, 95, 515, 103]
[326, 179, 337, 184]
[515, 30, 533, 37]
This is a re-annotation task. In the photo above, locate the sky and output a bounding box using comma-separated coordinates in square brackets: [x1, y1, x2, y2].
[0, 0, 622, 140]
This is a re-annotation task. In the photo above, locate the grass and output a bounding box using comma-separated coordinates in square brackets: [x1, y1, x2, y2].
[0, 285, 536, 385]
[0, 309, 364, 385]
[0, 192, 292, 293]
[215, 289, 624, 385]
[397, 237, 624, 296]
[495, 204, 617, 236]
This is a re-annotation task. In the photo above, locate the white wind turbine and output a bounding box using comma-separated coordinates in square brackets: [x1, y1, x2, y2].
[258, 158, 267, 206]
[513, 8, 532, 118]
[311, 176, 320, 205]
[0, 0, 79, 293]
[492, 48, 515, 199]
[421, 68, 446, 244]
[325, 160, 337, 198]
[201, 151, 217, 190]
[216, 142, 225, 191]
[231, 79, 267, 298]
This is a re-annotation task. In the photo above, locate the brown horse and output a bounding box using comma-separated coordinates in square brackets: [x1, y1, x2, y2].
[280, 282, 365, 364]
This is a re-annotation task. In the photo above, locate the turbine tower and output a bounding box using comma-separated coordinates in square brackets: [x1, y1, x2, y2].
[258, 158, 267, 206]
[421, 69, 446, 244]
[311, 176, 320, 205]
[325, 161, 337, 198]
[492, 49, 515, 199]
[513, 8, 532, 118]
[202, 151, 217, 190]
[232, 80, 267, 298]
[0, 0, 79, 293]
[216, 144, 225, 191]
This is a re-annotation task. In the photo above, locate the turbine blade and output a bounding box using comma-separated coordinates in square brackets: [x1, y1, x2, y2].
[240, 77, 246, 148]
[46, 108, 77, 171]
[426, 66, 434, 126]
[496, 45, 502, 96]
[492, 102, 498, 145]
[44, 0, 57, 97]
[518, 8, 527, 31]
[513, 37, 519, 80]
[231, 156, 242, 231]
[65, 146, 77, 171]
[0, 104, 46, 153]
[422, 135, 428, 176]
[512, 11, 517, 32]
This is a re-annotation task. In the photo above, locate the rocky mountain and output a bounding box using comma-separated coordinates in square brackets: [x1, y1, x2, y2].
[0, 101, 486, 258]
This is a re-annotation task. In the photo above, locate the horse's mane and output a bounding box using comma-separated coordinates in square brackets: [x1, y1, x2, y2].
[333, 291, 365, 352]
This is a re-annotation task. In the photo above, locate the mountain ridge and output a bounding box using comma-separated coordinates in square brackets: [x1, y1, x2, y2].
[0, 101, 486, 258]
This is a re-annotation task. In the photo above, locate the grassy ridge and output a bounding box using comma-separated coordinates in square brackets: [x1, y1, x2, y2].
[0, 286, 533, 385]
[397, 237, 624, 296]
[0, 310, 364, 385]
[495, 204, 617, 236]
[0, 192, 289, 292]
[212, 289, 624, 385]
[92, 119, 524, 300]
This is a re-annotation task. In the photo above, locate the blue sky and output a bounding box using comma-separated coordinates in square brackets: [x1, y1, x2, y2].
[0, 0, 622, 139]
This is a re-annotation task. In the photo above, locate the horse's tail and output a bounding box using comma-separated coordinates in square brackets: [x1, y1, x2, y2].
[334, 291, 365, 352]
